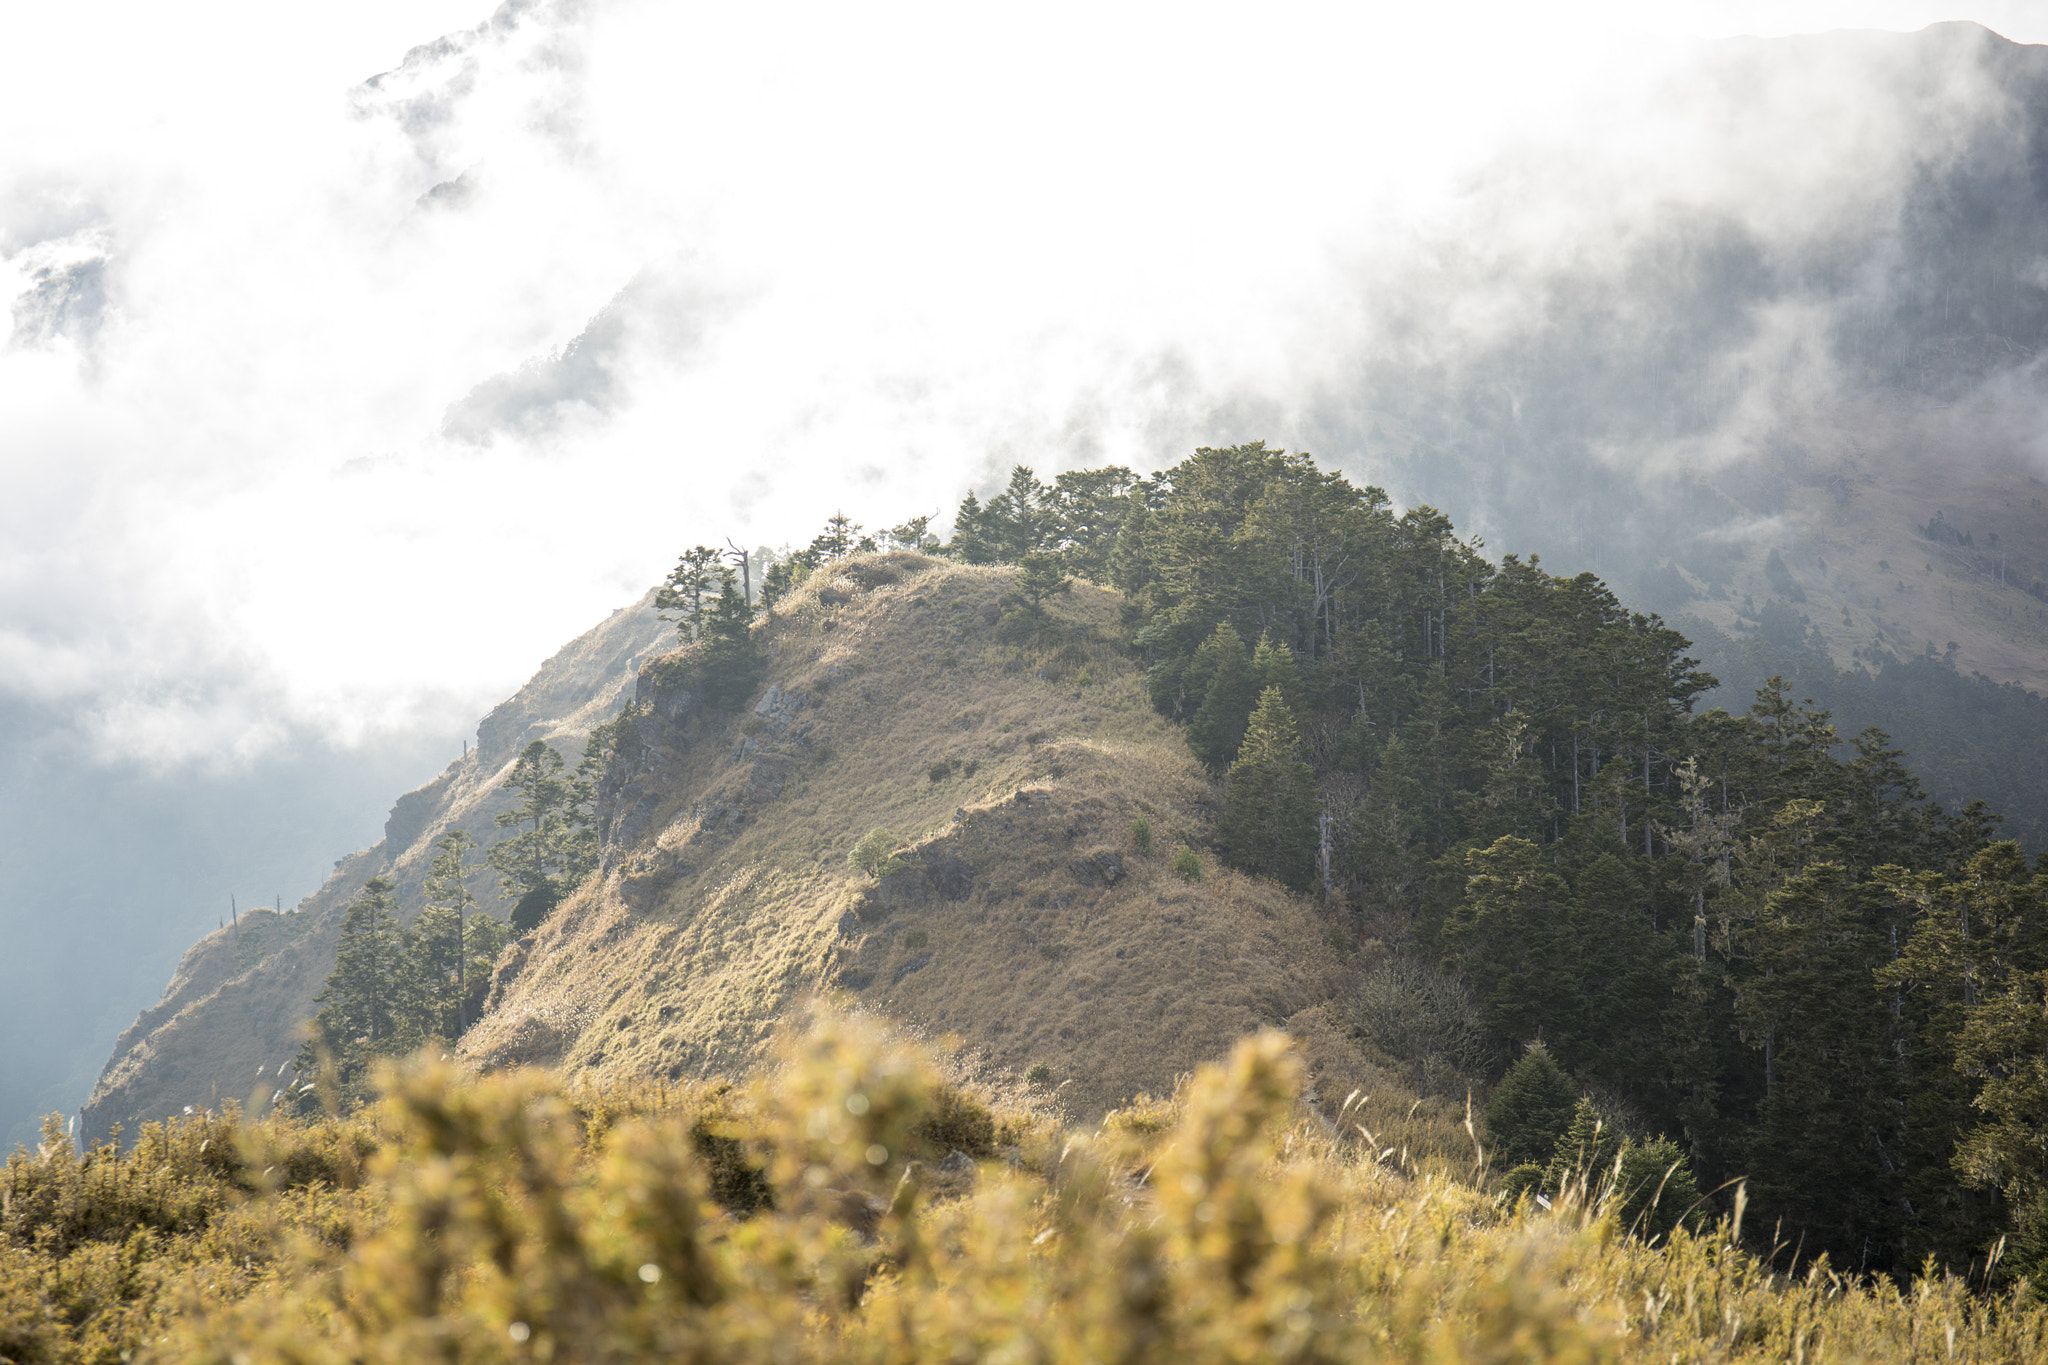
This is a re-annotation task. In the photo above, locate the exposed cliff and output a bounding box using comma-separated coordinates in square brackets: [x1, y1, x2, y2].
[81, 592, 672, 1143]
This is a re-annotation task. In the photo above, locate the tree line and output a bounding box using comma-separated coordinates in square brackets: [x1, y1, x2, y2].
[930, 443, 2048, 1287]
[294, 728, 619, 1109]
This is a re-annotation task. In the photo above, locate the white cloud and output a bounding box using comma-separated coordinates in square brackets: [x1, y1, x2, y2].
[1, 0, 2040, 767]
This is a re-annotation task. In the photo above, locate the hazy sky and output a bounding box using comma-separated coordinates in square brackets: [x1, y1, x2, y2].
[5, 0, 2043, 769]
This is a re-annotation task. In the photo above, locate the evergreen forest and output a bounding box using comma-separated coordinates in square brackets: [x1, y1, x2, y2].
[933, 443, 2048, 1285]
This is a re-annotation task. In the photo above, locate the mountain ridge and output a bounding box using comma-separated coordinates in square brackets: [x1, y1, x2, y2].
[79, 591, 673, 1143]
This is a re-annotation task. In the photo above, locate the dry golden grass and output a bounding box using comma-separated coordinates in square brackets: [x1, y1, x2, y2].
[463, 556, 1359, 1119]
[18, 1013, 2047, 1364]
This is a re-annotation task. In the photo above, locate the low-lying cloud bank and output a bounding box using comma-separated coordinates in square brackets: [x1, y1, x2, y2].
[4, 3, 2043, 768]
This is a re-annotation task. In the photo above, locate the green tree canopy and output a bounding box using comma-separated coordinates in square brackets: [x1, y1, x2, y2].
[1484, 1043, 1578, 1171]
[1218, 687, 1317, 890]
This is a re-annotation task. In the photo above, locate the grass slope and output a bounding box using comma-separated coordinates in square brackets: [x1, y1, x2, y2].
[466, 555, 1361, 1120]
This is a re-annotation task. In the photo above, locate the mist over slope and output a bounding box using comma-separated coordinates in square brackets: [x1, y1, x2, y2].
[1318, 23, 2048, 692]
[77, 594, 671, 1145]
[0, 723, 447, 1154]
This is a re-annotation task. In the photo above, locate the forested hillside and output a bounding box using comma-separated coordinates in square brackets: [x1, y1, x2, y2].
[932, 443, 2048, 1284]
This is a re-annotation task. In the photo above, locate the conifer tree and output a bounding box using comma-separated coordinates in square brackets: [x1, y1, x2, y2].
[1542, 1097, 1620, 1196]
[695, 567, 762, 709]
[1185, 623, 1258, 771]
[983, 466, 1051, 562]
[1249, 632, 1296, 708]
[948, 492, 996, 564]
[1483, 1043, 1578, 1170]
[1013, 551, 1072, 614]
[811, 512, 863, 561]
[883, 514, 939, 552]
[487, 741, 594, 933]
[1441, 836, 1584, 1055]
[1045, 465, 1139, 581]
[295, 876, 408, 1109]
[415, 830, 479, 1037]
[1108, 496, 1154, 595]
[654, 546, 722, 642]
[1612, 1136, 1704, 1241]
[1219, 687, 1317, 890]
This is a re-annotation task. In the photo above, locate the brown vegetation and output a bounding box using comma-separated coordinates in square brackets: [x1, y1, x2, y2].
[466, 556, 1362, 1119]
[10, 1014, 2047, 1364]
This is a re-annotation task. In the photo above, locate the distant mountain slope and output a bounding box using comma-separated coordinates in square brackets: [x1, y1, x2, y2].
[80, 592, 671, 1143]
[463, 555, 1362, 1120]
[1316, 22, 2048, 706]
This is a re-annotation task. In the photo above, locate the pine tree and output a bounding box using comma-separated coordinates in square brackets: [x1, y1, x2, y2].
[810, 512, 862, 562]
[982, 466, 1050, 562]
[696, 567, 762, 709]
[1542, 1097, 1620, 1197]
[654, 546, 722, 642]
[1012, 551, 1072, 615]
[1441, 836, 1585, 1056]
[1219, 687, 1317, 890]
[1108, 496, 1154, 596]
[1186, 623, 1258, 772]
[486, 741, 594, 933]
[882, 514, 939, 552]
[948, 492, 996, 564]
[295, 876, 409, 1110]
[489, 743, 569, 896]
[1045, 466, 1139, 582]
[1249, 632, 1296, 708]
[1483, 1043, 1578, 1171]
[416, 830, 479, 1037]
[1612, 1136, 1704, 1241]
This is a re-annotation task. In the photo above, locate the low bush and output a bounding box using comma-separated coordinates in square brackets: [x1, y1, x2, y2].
[5, 1014, 2044, 1364]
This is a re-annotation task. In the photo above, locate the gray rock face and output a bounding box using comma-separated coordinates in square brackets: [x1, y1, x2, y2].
[858, 846, 976, 922]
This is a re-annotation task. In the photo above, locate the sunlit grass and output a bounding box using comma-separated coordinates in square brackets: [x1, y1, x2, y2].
[8, 1011, 2046, 1362]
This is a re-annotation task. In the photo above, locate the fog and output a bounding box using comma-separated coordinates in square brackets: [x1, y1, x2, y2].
[6, 0, 2048, 1144]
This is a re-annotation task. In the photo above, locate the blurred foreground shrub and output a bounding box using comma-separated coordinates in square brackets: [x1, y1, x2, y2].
[6, 1012, 2048, 1362]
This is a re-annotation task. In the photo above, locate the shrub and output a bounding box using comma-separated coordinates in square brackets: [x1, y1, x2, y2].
[1024, 1063, 1054, 1086]
[1498, 1163, 1546, 1206]
[690, 1110, 774, 1217]
[8, 1013, 2044, 1364]
[1170, 845, 1202, 881]
[847, 828, 903, 880]
[911, 1085, 997, 1157]
[1353, 955, 1493, 1098]
[1131, 817, 1153, 856]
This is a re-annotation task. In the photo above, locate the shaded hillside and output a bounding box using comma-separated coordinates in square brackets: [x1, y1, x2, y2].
[1313, 24, 2048, 704]
[1684, 612, 2048, 850]
[79, 593, 671, 1143]
[464, 555, 1361, 1120]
